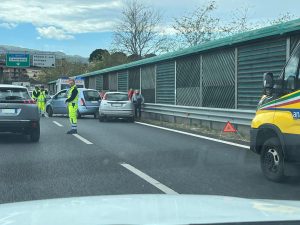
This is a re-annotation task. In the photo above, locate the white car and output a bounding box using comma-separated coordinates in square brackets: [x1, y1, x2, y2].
[99, 92, 134, 122]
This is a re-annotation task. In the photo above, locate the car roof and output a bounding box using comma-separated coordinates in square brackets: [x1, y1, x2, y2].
[0, 84, 27, 89]
[105, 92, 127, 95]
[78, 88, 98, 91]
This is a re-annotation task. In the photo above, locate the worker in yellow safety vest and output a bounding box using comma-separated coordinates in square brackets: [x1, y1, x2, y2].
[32, 86, 40, 103]
[38, 86, 47, 117]
[65, 79, 79, 134]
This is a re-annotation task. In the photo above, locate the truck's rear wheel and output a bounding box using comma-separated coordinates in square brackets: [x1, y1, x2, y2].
[261, 137, 285, 182]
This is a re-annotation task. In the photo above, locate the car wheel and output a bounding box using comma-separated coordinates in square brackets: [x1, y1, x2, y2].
[261, 137, 285, 182]
[128, 117, 135, 123]
[77, 110, 82, 119]
[99, 116, 104, 122]
[30, 123, 40, 142]
[94, 112, 99, 119]
[46, 106, 53, 117]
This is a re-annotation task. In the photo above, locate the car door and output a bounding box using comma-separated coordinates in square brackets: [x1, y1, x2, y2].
[52, 90, 68, 114]
[273, 46, 300, 135]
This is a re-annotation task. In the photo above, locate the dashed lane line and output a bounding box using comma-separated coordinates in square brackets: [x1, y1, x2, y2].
[120, 163, 179, 194]
[73, 134, 93, 145]
[53, 121, 63, 127]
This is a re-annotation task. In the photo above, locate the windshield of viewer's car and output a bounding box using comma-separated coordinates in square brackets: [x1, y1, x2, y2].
[1, 1, 300, 225]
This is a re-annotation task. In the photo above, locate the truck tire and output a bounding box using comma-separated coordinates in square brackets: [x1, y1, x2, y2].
[261, 137, 285, 182]
[30, 123, 40, 143]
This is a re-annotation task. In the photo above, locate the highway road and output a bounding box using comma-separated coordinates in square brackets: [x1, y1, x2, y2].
[0, 116, 299, 204]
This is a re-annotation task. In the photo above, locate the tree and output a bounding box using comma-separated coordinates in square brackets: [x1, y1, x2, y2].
[172, 1, 219, 47]
[89, 49, 110, 62]
[269, 12, 296, 25]
[38, 59, 88, 83]
[220, 7, 252, 36]
[127, 54, 142, 62]
[113, 0, 167, 57]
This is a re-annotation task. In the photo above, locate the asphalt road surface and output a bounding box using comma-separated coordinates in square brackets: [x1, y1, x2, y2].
[0, 116, 299, 204]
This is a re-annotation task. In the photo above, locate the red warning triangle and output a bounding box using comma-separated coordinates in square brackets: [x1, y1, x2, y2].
[223, 121, 237, 133]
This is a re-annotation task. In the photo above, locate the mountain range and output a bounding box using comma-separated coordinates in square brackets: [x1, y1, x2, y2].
[0, 45, 89, 64]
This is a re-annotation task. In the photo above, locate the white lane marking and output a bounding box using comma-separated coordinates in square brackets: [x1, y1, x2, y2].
[120, 163, 178, 195]
[135, 122, 249, 149]
[53, 121, 63, 127]
[73, 134, 93, 145]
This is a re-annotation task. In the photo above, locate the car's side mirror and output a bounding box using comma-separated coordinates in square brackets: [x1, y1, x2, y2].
[286, 76, 296, 92]
[263, 72, 274, 96]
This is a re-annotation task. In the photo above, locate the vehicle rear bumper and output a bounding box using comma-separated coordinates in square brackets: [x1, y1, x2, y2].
[79, 106, 99, 115]
[0, 120, 39, 133]
[99, 110, 133, 117]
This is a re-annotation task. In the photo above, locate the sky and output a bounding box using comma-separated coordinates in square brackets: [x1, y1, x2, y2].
[0, 0, 299, 58]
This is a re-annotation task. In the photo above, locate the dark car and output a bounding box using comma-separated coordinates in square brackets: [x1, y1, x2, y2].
[0, 85, 40, 142]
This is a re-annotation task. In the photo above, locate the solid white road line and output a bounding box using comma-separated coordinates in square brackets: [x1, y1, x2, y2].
[73, 134, 93, 145]
[120, 163, 179, 195]
[53, 121, 63, 127]
[135, 122, 249, 149]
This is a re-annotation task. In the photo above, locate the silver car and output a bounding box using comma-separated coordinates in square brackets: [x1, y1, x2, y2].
[99, 92, 134, 122]
[0, 85, 40, 142]
[46, 88, 100, 118]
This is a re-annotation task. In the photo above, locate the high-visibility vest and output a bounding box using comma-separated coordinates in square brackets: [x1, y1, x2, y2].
[38, 90, 46, 102]
[67, 85, 79, 105]
[32, 90, 40, 100]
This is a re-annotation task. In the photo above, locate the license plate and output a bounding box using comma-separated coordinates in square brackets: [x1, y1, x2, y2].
[1, 109, 15, 114]
[92, 101, 98, 104]
[112, 103, 122, 107]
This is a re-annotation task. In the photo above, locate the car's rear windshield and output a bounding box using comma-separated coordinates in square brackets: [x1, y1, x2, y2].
[106, 93, 128, 101]
[0, 88, 30, 101]
[83, 90, 100, 101]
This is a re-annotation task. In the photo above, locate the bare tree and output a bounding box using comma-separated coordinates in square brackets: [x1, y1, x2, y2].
[172, 1, 219, 47]
[268, 12, 296, 25]
[113, 0, 167, 57]
[221, 7, 253, 36]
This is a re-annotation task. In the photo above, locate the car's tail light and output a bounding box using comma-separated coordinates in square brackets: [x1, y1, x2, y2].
[80, 98, 86, 106]
[23, 100, 36, 104]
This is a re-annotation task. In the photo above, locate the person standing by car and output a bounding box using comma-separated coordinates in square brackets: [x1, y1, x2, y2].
[132, 90, 144, 119]
[128, 88, 134, 100]
[38, 86, 47, 117]
[32, 86, 40, 102]
[65, 79, 79, 134]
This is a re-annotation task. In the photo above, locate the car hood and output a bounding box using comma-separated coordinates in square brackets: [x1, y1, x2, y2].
[0, 194, 300, 225]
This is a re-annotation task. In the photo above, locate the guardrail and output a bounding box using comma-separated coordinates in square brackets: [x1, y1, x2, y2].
[143, 103, 256, 126]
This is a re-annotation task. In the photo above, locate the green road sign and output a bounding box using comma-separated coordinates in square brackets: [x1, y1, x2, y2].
[6, 53, 30, 67]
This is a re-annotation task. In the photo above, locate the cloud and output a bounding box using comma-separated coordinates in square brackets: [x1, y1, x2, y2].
[36, 26, 74, 40]
[0, 0, 123, 39]
[0, 22, 17, 29]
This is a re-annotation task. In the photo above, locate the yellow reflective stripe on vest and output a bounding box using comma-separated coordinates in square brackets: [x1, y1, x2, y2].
[68, 86, 79, 104]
